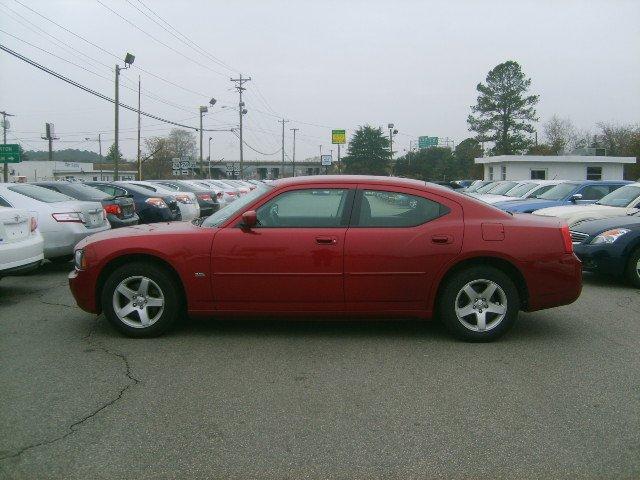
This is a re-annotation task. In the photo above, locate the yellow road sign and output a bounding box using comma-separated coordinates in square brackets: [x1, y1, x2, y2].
[331, 129, 346, 144]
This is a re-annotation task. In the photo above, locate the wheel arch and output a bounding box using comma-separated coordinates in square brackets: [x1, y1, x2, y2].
[95, 253, 187, 313]
[433, 256, 530, 311]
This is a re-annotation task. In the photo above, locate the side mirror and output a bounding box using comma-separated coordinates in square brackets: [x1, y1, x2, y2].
[241, 210, 257, 229]
[570, 193, 583, 203]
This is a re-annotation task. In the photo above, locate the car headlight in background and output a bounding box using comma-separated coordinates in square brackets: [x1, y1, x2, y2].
[74, 249, 86, 270]
[590, 228, 630, 244]
[145, 197, 168, 208]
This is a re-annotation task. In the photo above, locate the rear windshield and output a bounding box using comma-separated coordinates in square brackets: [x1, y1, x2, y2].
[597, 185, 640, 207]
[60, 183, 111, 201]
[156, 181, 205, 193]
[535, 183, 579, 200]
[8, 184, 73, 203]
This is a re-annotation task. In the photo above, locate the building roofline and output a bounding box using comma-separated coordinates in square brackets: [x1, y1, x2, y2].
[474, 155, 636, 164]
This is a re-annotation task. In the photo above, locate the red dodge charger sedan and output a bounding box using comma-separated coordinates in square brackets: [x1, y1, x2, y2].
[69, 176, 582, 341]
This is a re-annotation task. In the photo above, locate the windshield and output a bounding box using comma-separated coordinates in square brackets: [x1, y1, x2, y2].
[486, 181, 519, 195]
[62, 183, 111, 201]
[8, 184, 73, 203]
[202, 183, 272, 227]
[475, 182, 497, 193]
[535, 182, 579, 200]
[505, 183, 537, 197]
[596, 185, 640, 207]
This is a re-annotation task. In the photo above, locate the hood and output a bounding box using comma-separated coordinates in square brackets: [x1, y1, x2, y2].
[571, 214, 640, 236]
[533, 204, 618, 218]
[473, 194, 512, 204]
[77, 220, 203, 246]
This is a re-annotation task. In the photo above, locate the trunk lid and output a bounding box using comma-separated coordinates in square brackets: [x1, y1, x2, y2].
[0, 208, 32, 244]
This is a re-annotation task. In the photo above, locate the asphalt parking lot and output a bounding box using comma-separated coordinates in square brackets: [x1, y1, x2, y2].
[1, 264, 638, 480]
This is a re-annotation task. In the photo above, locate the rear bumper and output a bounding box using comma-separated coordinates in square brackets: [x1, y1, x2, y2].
[0, 234, 44, 273]
[573, 243, 627, 276]
[525, 253, 583, 312]
[107, 214, 139, 228]
[42, 223, 111, 259]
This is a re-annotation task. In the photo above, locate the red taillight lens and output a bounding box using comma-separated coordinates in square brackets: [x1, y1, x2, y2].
[104, 204, 122, 216]
[30, 216, 38, 232]
[197, 193, 212, 202]
[560, 223, 573, 254]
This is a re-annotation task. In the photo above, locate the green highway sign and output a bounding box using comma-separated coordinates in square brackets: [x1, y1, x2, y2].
[0, 144, 21, 163]
[418, 136, 438, 149]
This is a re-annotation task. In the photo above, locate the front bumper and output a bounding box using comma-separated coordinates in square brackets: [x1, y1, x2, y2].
[573, 243, 627, 277]
[69, 267, 100, 313]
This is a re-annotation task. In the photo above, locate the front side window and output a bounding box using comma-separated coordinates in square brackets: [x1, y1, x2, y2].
[535, 183, 579, 200]
[579, 185, 609, 201]
[354, 190, 449, 227]
[8, 184, 73, 203]
[256, 189, 350, 228]
[586, 166, 602, 180]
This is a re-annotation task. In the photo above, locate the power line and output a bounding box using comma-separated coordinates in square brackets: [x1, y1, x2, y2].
[0, 44, 233, 133]
[231, 130, 281, 156]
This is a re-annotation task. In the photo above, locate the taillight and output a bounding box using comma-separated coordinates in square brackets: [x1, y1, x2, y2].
[560, 223, 573, 254]
[52, 212, 83, 223]
[30, 216, 38, 232]
[216, 192, 223, 199]
[197, 193, 212, 202]
[104, 204, 122, 216]
[145, 197, 168, 208]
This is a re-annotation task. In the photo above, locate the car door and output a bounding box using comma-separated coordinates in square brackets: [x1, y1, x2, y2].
[212, 184, 356, 312]
[344, 186, 463, 313]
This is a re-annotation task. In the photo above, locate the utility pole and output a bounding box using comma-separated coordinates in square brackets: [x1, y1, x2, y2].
[137, 75, 142, 180]
[115, 53, 135, 181]
[199, 106, 206, 179]
[41, 123, 58, 163]
[279, 118, 288, 178]
[230, 74, 251, 179]
[208, 136, 212, 179]
[98, 133, 103, 180]
[1, 110, 14, 182]
[290, 127, 298, 177]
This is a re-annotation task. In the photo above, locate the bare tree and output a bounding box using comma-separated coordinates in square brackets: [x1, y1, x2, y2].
[543, 115, 577, 154]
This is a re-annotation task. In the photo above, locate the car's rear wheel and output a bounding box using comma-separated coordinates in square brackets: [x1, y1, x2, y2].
[625, 248, 640, 288]
[101, 262, 182, 337]
[438, 266, 519, 341]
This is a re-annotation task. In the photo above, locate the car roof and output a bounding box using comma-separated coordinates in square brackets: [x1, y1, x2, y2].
[273, 175, 452, 193]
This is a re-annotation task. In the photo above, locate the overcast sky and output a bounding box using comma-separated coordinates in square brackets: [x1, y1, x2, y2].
[1, 0, 639, 163]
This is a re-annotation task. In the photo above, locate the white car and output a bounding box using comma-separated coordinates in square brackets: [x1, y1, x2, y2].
[0, 206, 44, 278]
[475, 180, 566, 204]
[123, 180, 200, 221]
[0, 183, 110, 260]
[191, 180, 237, 205]
[534, 182, 640, 227]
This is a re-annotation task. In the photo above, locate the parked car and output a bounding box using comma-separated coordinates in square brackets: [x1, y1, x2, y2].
[149, 180, 221, 217]
[223, 179, 251, 195]
[493, 181, 631, 213]
[467, 181, 520, 199]
[188, 180, 236, 206]
[205, 179, 244, 201]
[0, 183, 110, 260]
[69, 175, 582, 341]
[463, 180, 493, 192]
[122, 180, 200, 221]
[86, 181, 181, 224]
[0, 206, 44, 278]
[474, 180, 565, 204]
[466, 181, 498, 194]
[533, 182, 640, 227]
[35, 181, 139, 228]
[571, 212, 640, 287]
[451, 180, 475, 188]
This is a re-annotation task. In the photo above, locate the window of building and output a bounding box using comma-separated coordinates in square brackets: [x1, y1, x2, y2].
[256, 188, 350, 227]
[586, 166, 602, 180]
[500, 165, 507, 180]
[353, 190, 449, 228]
[488, 166, 494, 180]
[530, 169, 547, 180]
[93, 176, 98, 181]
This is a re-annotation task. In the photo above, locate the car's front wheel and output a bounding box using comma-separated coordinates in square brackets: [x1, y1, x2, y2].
[101, 262, 182, 337]
[626, 248, 640, 288]
[438, 266, 519, 341]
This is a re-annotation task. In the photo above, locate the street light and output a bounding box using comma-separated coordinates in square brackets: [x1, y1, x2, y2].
[114, 52, 135, 181]
[199, 98, 216, 179]
[388, 123, 398, 160]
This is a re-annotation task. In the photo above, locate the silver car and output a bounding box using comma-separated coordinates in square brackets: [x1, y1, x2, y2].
[0, 183, 110, 260]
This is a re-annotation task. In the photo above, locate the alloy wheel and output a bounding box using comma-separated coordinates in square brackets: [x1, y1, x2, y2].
[112, 275, 165, 328]
[454, 279, 507, 332]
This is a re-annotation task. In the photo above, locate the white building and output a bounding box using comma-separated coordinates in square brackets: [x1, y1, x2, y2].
[475, 155, 636, 182]
[6, 161, 137, 182]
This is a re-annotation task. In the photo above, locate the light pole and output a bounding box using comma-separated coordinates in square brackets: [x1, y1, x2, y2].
[1, 110, 14, 182]
[85, 134, 103, 180]
[388, 123, 398, 161]
[290, 127, 298, 177]
[208, 136, 212, 179]
[114, 52, 135, 181]
[199, 98, 216, 179]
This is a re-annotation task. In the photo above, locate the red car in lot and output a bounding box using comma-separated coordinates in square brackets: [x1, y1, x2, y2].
[69, 176, 582, 341]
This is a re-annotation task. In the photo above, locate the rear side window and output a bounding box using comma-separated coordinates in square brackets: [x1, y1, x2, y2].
[579, 185, 609, 201]
[8, 184, 72, 203]
[354, 190, 449, 227]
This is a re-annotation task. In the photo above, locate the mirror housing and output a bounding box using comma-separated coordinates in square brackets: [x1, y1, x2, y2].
[570, 193, 583, 203]
[241, 210, 257, 229]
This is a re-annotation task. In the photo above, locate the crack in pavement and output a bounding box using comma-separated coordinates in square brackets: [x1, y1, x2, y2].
[0, 318, 141, 462]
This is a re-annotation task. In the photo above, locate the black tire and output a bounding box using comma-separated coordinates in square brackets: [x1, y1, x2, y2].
[437, 266, 519, 342]
[625, 248, 640, 288]
[50, 255, 73, 263]
[101, 262, 183, 338]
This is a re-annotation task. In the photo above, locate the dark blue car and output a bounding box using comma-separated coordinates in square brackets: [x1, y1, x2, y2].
[572, 213, 640, 287]
[493, 180, 631, 213]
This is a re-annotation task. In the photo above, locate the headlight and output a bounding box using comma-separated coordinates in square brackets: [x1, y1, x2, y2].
[74, 249, 86, 270]
[590, 228, 630, 244]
